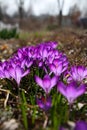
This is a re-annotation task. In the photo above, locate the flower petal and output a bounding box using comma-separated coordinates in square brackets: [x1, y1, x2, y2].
[57, 82, 66, 97]
[49, 64, 56, 74]
[56, 63, 63, 75]
[42, 75, 51, 93]
[4, 69, 10, 79]
[35, 75, 43, 88]
[36, 99, 45, 110]
[75, 121, 87, 130]
[76, 84, 86, 98]
[51, 76, 58, 88]
[9, 67, 15, 79]
[22, 69, 30, 77]
[15, 66, 22, 85]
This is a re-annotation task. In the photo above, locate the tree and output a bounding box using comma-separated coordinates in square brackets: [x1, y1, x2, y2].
[0, 2, 3, 20]
[27, 0, 34, 16]
[16, 0, 25, 27]
[0, 1, 8, 21]
[57, 0, 64, 27]
[69, 4, 81, 25]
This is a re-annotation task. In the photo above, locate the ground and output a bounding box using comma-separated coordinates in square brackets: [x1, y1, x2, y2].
[0, 28, 87, 65]
[0, 28, 87, 130]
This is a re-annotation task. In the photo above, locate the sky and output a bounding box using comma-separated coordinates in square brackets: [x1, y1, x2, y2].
[0, 0, 87, 16]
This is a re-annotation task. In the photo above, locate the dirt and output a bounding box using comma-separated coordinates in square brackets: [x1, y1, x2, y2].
[0, 28, 87, 66]
[0, 28, 87, 130]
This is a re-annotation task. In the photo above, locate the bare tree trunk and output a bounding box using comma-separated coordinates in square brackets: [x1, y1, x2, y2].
[57, 0, 64, 27]
[19, 5, 23, 27]
[16, 0, 24, 28]
[0, 2, 3, 21]
[59, 10, 62, 26]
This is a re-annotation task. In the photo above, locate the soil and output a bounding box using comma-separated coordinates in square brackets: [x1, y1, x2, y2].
[0, 28, 87, 66]
[0, 28, 87, 130]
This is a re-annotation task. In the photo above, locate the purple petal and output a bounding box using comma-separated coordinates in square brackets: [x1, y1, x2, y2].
[59, 127, 65, 130]
[37, 99, 45, 110]
[49, 64, 56, 74]
[38, 61, 43, 67]
[4, 69, 10, 79]
[76, 84, 86, 98]
[37, 96, 52, 111]
[22, 69, 30, 77]
[42, 49, 48, 58]
[46, 97, 52, 107]
[56, 63, 63, 75]
[9, 67, 15, 79]
[83, 69, 87, 77]
[17, 50, 22, 58]
[42, 75, 51, 93]
[72, 70, 78, 81]
[66, 83, 77, 103]
[35, 76, 43, 88]
[77, 66, 84, 76]
[15, 66, 22, 85]
[51, 76, 58, 88]
[57, 82, 66, 97]
[75, 121, 87, 130]
[0, 71, 4, 78]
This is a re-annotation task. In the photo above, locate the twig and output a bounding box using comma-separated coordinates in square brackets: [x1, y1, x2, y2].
[0, 88, 17, 108]
[43, 112, 48, 129]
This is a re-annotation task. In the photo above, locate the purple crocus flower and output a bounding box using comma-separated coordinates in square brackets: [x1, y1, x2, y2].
[66, 66, 87, 83]
[16, 47, 33, 68]
[59, 127, 65, 130]
[49, 58, 68, 76]
[48, 41, 58, 48]
[35, 74, 58, 94]
[49, 60, 63, 76]
[36, 42, 58, 67]
[9, 65, 29, 86]
[57, 82, 86, 104]
[38, 46, 48, 60]
[59, 121, 87, 130]
[37, 96, 52, 111]
[27, 46, 37, 59]
[74, 121, 87, 130]
[0, 61, 10, 79]
[42, 41, 58, 49]
[36, 43, 52, 65]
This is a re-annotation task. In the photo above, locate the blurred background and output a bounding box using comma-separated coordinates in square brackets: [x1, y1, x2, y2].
[0, 0, 87, 31]
[0, 0, 87, 71]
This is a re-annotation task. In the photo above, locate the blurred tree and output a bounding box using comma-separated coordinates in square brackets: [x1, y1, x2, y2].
[16, 0, 25, 27]
[84, 12, 87, 17]
[83, 7, 87, 17]
[69, 4, 81, 25]
[27, 0, 34, 16]
[57, 0, 64, 27]
[0, 2, 3, 20]
[0, 1, 8, 21]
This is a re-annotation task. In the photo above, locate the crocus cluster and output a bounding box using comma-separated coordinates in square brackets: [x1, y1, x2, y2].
[0, 41, 87, 108]
[58, 65, 87, 104]
[0, 41, 87, 129]
[57, 66, 87, 105]
[0, 41, 68, 85]
[0, 60, 30, 86]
